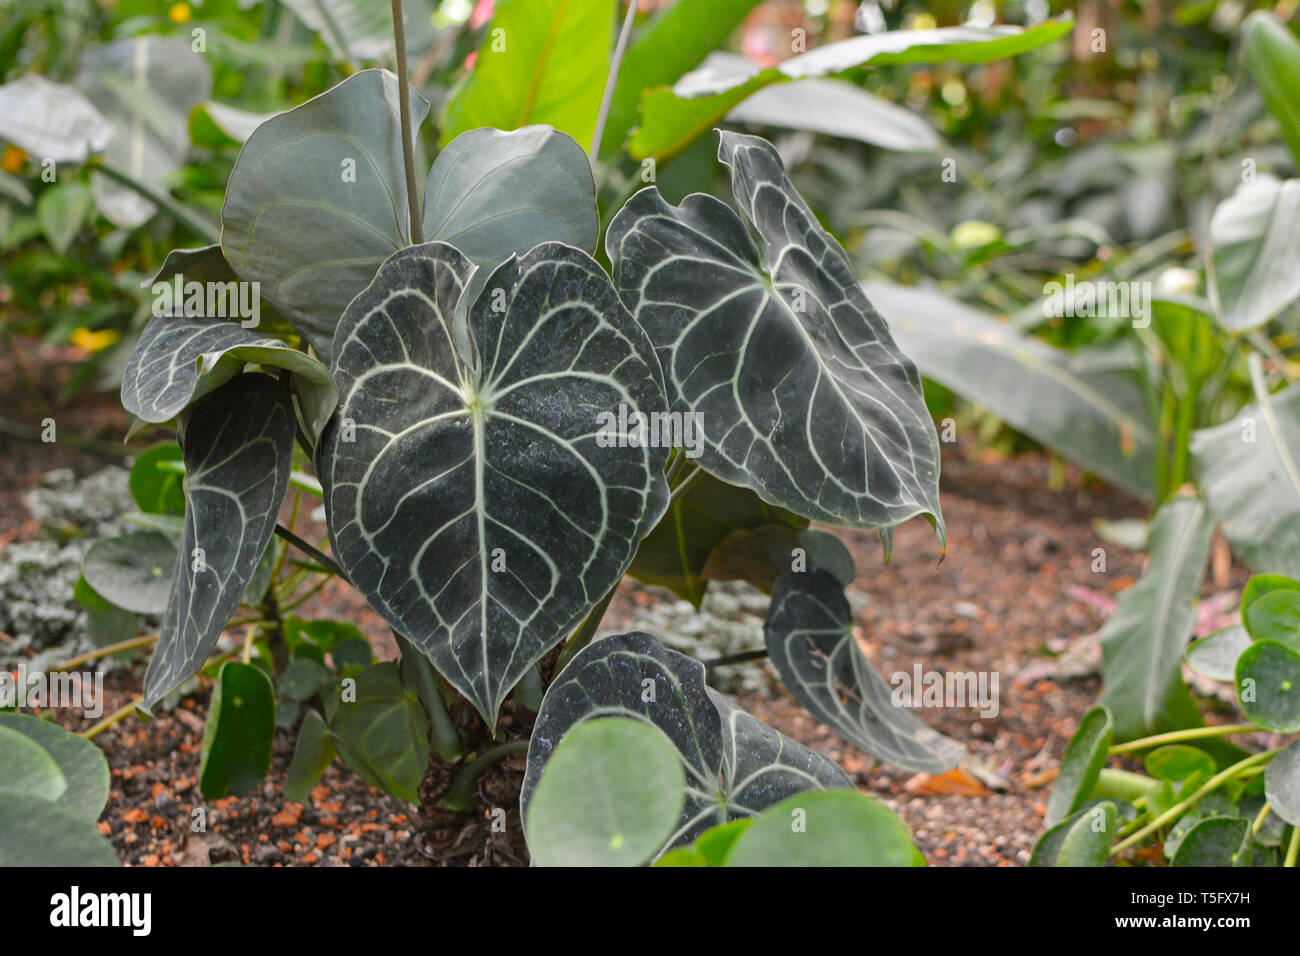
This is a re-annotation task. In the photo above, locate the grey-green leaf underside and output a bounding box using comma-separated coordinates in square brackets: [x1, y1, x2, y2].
[522, 631, 853, 853]
[317, 241, 669, 726]
[143, 374, 296, 708]
[765, 568, 963, 772]
[608, 131, 943, 538]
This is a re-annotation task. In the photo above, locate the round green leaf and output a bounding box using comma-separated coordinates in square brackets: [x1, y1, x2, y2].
[1187, 625, 1252, 682]
[1045, 707, 1113, 826]
[1144, 744, 1216, 782]
[1264, 738, 1300, 826]
[129, 443, 185, 515]
[526, 718, 686, 867]
[1055, 801, 1118, 867]
[724, 790, 922, 866]
[1236, 640, 1300, 733]
[82, 531, 177, 615]
[277, 658, 332, 702]
[0, 714, 109, 820]
[1170, 816, 1249, 867]
[0, 794, 119, 867]
[0, 726, 66, 802]
[1243, 589, 1300, 651]
[199, 661, 276, 799]
[1242, 573, 1300, 613]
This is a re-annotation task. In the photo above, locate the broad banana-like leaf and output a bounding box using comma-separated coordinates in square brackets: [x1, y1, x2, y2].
[764, 568, 963, 772]
[143, 375, 296, 709]
[1206, 176, 1300, 332]
[317, 241, 669, 726]
[222, 70, 597, 361]
[0, 74, 113, 163]
[866, 282, 1157, 500]
[1099, 497, 1212, 741]
[441, 0, 614, 147]
[1242, 11, 1300, 167]
[78, 36, 211, 228]
[1191, 382, 1300, 578]
[522, 631, 853, 852]
[628, 17, 1073, 160]
[608, 132, 944, 539]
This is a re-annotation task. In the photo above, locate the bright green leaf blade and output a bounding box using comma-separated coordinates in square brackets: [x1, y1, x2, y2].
[1243, 589, 1300, 651]
[0, 73, 113, 162]
[1242, 12, 1300, 167]
[285, 709, 336, 805]
[1206, 176, 1300, 332]
[0, 714, 109, 821]
[526, 718, 686, 867]
[129, 443, 186, 516]
[0, 726, 66, 802]
[199, 660, 276, 798]
[0, 794, 119, 867]
[692, 817, 753, 866]
[1145, 745, 1216, 782]
[1100, 497, 1211, 741]
[1186, 626, 1252, 682]
[1170, 816, 1249, 867]
[724, 790, 922, 866]
[35, 181, 92, 255]
[1054, 801, 1117, 867]
[1236, 640, 1300, 733]
[1243, 573, 1300, 612]
[441, 0, 615, 147]
[325, 662, 429, 804]
[1045, 706, 1112, 826]
[82, 531, 177, 616]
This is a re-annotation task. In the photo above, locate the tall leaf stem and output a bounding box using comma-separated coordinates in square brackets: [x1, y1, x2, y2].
[391, 0, 424, 244]
[1108, 722, 1258, 755]
[589, 0, 640, 160]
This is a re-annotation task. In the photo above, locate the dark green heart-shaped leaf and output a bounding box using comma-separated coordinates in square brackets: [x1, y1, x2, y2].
[1100, 496, 1211, 741]
[0, 726, 66, 802]
[285, 709, 336, 805]
[1236, 640, 1300, 733]
[525, 718, 686, 867]
[522, 631, 853, 853]
[1243, 589, 1300, 651]
[143, 375, 296, 709]
[1171, 816, 1249, 867]
[1045, 706, 1112, 827]
[609, 131, 943, 538]
[0, 714, 109, 821]
[82, 531, 177, 615]
[129, 443, 185, 516]
[723, 790, 922, 867]
[278, 658, 332, 702]
[199, 660, 276, 799]
[764, 568, 962, 773]
[1145, 745, 1216, 783]
[1264, 738, 1300, 826]
[1207, 176, 1300, 332]
[1187, 626, 1252, 682]
[318, 241, 668, 725]
[703, 525, 855, 594]
[0, 794, 119, 867]
[324, 662, 429, 804]
[1192, 382, 1300, 579]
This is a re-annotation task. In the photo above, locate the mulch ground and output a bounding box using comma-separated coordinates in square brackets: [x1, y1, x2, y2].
[0, 334, 1241, 867]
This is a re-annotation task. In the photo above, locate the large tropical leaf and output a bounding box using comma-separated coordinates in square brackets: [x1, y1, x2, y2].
[522, 631, 853, 852]
[0, 74, 113, 163]
[628, 17, 1073, 160]
[441, 0, 615, 147]
[866, 282, 1157, 500]
[764, 568, 963, 772]
[317, 241, 668, 726]
[1100, 497, 1212, 741]
[221, 70, 597, 361]
[1191, 382, 1300, 578]
[608, 131, 944, 538]
[1206, 176, 1300, 333]
[1242, 12, 1300, 167]
[143, 375, 296, 709]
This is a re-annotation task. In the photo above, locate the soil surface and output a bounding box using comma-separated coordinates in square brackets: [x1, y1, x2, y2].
[0, 334, 1244, 867]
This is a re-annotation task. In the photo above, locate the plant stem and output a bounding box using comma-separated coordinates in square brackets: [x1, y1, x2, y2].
[589, 0, 640, 160]
[81, 696, 143, 739]
[554, 584, 618, 672]
[274, 524, 346, 580]
[705, 649, 769, 671]
[92, 161, 219, 243]
[391, 0, 424, 245]
[441, 740, 529, 811]
[668, 463, 703, 504]
[1108, 722, 1258, 755]
[52, 634, 158, 671]
[1252, 800, 1271, 835]
[1286, 825, 1300, 868]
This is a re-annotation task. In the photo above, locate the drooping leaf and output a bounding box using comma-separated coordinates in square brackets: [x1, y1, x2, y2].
[0, 726, 66, 803]
[0, 795, 119, 867]
[1187, 626, 1252, 682]
[723, 790, 923, 866]
[324, 662, 429, 804]
[441, 0, 615, 147]
[867, 282, 1157, 500]
[1206, 176, 1300, 332]
[81, 531, 177, 616]
[35, 181, 92, 255]
[609, 132, 944, 538]
[1045, 706, 1112, 827]
[1100, 497, 1212, 741]
[1170, 816, 1249, 867]
[525, 718, 686, 867]
[0, 714, 110, 821]
[764, 568, 963, 772]
[198, 661, 276, 799]
[1191, 382, 1300, 579]
[143, 375, 296, 709]
[1242, 12, 1300, 167]
[0, 73, 113, 162]
[318, 241, 668, 725]
[1264, 738, 1300, 826]
[522, 631, 853, 853]
[1236, 640, 1300, 733]
[285, 709, 337, 805]
[628, 17, 1073, 160]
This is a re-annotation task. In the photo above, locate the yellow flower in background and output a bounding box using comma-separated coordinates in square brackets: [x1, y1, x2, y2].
[70, 327, 121, 353]
[169, 2, 193, 24]
[1, 145, 27, 174]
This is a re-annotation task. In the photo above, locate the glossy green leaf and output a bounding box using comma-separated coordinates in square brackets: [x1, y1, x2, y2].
[81, 531, 177, 616]
[1186, 626, 1252, 682]
[1100, 497, 1212, 740]
[1242, 12, 1300, 166]
[1054, 801, 1117, 867]
[1171, 816, 1248, 867]
[764, 568, 963, 772]
[285, 709, 336, 805]
[0, 795, 119, 867]
[1145, 745, 1216, 782]
[324, 662, 429, 804]
[129, 443, 185, 516]
[0, 726, 66, 802]
[0, 73, 113, 162]
[1243, 589, 1300, 651]
[1206, 176, 1300, 332]
[199, 661, 276, 799]
[609, 132, 944, 537]
[1243, 574, 1300, 612]
[1045, 706, 1112, 827]
[724, 790, 922, 867]
[1236, 640, 1300, 733]
[868, 282, 1157, 499]
[526, 718, 686, 867]
[143, 375, 296, 709]
[1264, 738, 1300, 826]
[35, 181, 92, 255]
[318, 242, 667, 726]
[0, 714, 109, 821]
